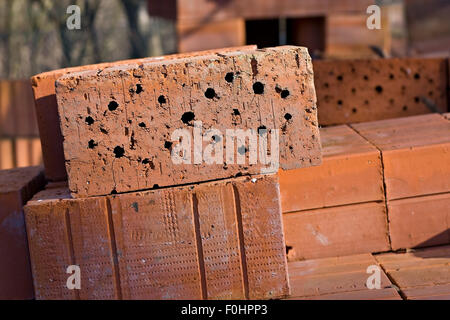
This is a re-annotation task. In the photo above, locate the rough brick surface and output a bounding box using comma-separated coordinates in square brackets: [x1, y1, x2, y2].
[0, 166, 45, 299]
[388, 193, 450, 250]
[25, 175, 289, 300]
[56, 46, 321, 198]
[283, 202, 390, 261]
[286, 254, 398, 300]
[352, 114, 450, 200]
[279, 125, 384, 212]
[314, 58, 448, 125]
[375, 245, 450, 300]
[31, 46, 257, 182]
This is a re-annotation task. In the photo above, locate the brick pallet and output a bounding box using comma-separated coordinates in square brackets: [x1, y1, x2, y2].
[0, 166, 45, 299]
[281, 113, 450, 261]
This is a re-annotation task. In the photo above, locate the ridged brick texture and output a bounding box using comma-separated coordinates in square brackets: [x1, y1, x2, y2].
[314, 58, 449, 125]
[0, 166, 45, 299]
[24, 175, 289, 300]
[352, 114, 450, 200]
[279, 125, 384, 212]
[30, 46, 257, 182]
[55, 46, 321, 198]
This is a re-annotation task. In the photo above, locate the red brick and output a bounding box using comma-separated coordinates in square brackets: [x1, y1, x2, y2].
[402, 284, 450, 300]
[55, 46, 321, 198]
[388, 193, 450, 250]
[352, 114, 450, 200]
[314, 58, 448, 125]
[31, 46, 257, 182]
[24, 175, 289, 300]
[375, 246, 450, 295]
[279, 125, 384, 212]
[0, 138, 14, 170]
[283, 202, 390, 261]
[0, 166, 45, 299]
[286, 254, 395, 299]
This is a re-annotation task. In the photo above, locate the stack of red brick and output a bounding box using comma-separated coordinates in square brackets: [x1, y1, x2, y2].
[22, 45, 323, 300]
[281, 113, 450, 261]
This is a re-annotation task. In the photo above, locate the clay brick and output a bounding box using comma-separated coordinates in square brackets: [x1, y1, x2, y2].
[177, 19, 245, 53]
[56, 46, 321, 198]
[0, 166, 45, 299]
[388, 193, 450, 250]
[279, 125, 384, 212]
[31, 46, 257, 182]
[352, 114, 450, 200]
[25, 175, 289, 300]
[287, 254, 395, 299]
[444, 113, 450, 121]
[314, 58, 448, 125]
[283, 202, 390, 261]
[375, 245, 450, 298]
[0, 138, 14, 170]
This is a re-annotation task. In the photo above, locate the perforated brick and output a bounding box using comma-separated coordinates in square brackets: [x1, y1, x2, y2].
[55, 46, 321, 198]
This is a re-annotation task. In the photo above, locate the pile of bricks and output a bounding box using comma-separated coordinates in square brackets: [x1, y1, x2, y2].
[281, 113, 450, 261]
[0, 80, 41, 170]
[23, 45, 323, 300]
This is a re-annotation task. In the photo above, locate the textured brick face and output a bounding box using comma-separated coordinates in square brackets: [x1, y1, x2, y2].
[314, 58, 448, 125]
[55, 46, 321, 198]
[24, 175, 289, 300]
[31, 46, 257, 182]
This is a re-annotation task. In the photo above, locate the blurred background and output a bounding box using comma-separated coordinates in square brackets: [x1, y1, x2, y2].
[0, 0, 449, 170]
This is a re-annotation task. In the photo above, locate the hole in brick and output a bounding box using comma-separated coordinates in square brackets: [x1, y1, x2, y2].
[375, 85, 383, 94]
[286, 245, 293, 255]
[324, 82, 329, 88]
[100, 128, 108, 134]
[139, 122, 146, 128]
[85, 116, 94, 125]
[414, 73, 420, 80]
[158, 95, 166, 104]
[351, 88, 356, 94]
[284, 113, 292, 121]
[164, 141, 173, 150]
[337, 75, 343, 81]
[352, 108, 357, 113]
[280, 89, 290, 99]
[136, 84, 143, 94]
[337, 100, 343, 105]
[205, 88, 216, 99]
[253, 82, 264, 94]
[258, 125, 267, 135]
[233, 109, 240, 116]
[113, 146, 125, 158]
[429, 91, 433, 97]
[108, 101, 119, 111]
[111, 189, 117, 195]
[225, 72, 234, 83]
[238, 145, 247, 155]
[403, 105, 408, 111]
[363, 75, 369, 80]
[389, 73, 395, 80]
[88, 139, 97, 149]
[414, 96, 420, 103]
[181, 112, 195, 124]
[153, 184, 160, 189]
